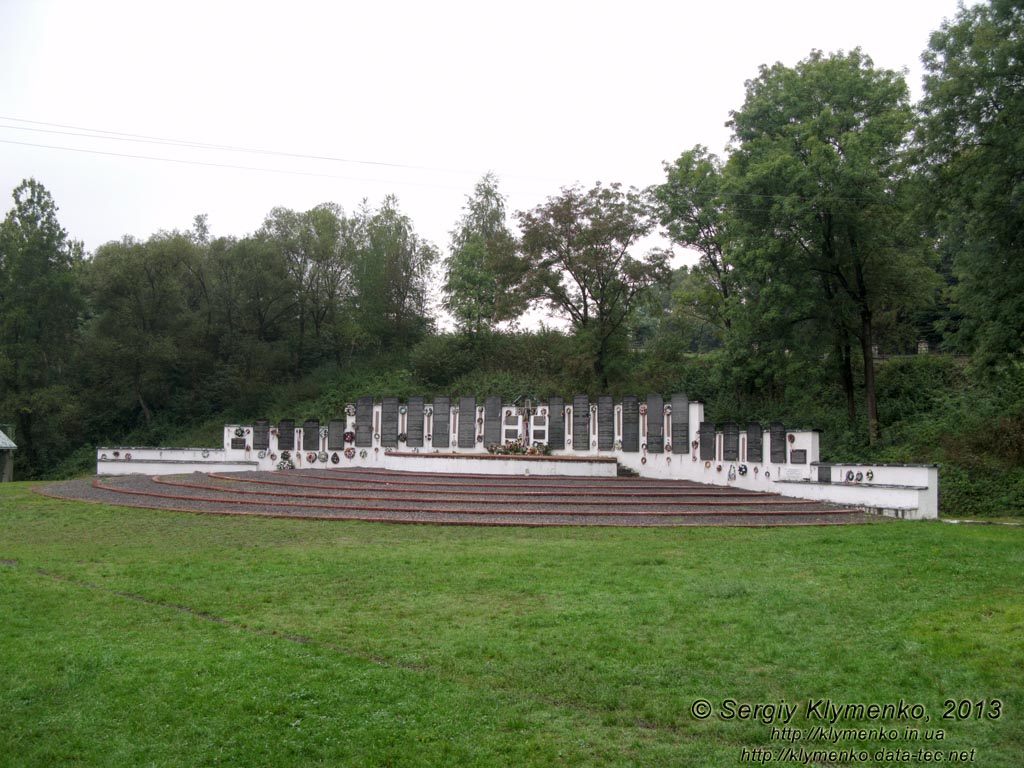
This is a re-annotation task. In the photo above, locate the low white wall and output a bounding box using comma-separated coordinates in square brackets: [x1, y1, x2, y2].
[384, 451, 618, 477]
[96, 447, 258, 476]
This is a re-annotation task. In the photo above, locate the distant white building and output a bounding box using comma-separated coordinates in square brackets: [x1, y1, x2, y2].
[0, 427, 16, 482]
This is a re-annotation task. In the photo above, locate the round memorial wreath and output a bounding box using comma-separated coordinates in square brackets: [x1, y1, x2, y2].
[201, 449, 210, 458]
[539, 408, 547, 416]
[344, 447, 355, 459]
[591, 439, 597, 448]
[373, 433, 380, 441]
[704, 460, 711, 469]
[866, 470, 874, 482]
[738, 464, 748, 476]
[477, 417, 483, 426]
[728, 465, 737, 481]
[426, 433, 432, 441]
[320, 427, 329, 438]
[664, 443, 672, 453]
[125, 453, 132, 461]
[664, 404, 673, 415]
[788, 433, 795, 444]
[100, 453, 108, 460]
[666, 456, 672, 464]
[753, 466, 759, 475]
[258, 450, 267, 459]
[855, 472, 863, 482]
[330, 452, 340, 464]
[306, 452, 317, 463]
[397, 432, 407, 443]
[764, 470, 771, 479]
[846, 470, 855, 482]
[476, 434, 484, 443]
[270, 452, 278, 461]
[641, 456, 647, 465]
[692, 454, 697, 462]
[639, 404, 648, 416]
[344, 404, 356, 416]
[276, 458, 295, 471]
[318, 451, 328, 463]
[399, 405, 408, 415]
[641, 443, 647, 452]
[716, 464, 723, 473]
[359, 449, 368, 459]
[234, 427, 244, 438]
[280, 450, 291, 461]
[692, 439, 699, 451]
[614, 439, 622, 450]
[344, 431, 355, 443]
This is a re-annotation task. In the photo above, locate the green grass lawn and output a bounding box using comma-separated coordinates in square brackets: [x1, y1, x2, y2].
[1, 483, 1021, 767]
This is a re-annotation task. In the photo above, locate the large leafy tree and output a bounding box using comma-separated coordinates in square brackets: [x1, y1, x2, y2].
[725, 49, 935, 441]
[0, 179, 84, 474]
[516, 183, 669, 386]
[654, 146, 736, 340]
[352, 195, 438, 351]
[443, 173, 527, 334]
[918, 0, 1024, 367]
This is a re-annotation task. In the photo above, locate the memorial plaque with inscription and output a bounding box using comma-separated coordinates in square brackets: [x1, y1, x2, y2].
[327, 419, 345, 450]
[432, 397, 450, 448]
[253, 419, 270, 451]
[380, 397, 399, 447]
[458, 396, 476, 448]
[790, 449, 807, 464]
[303, 419, 320, 451]
[699, 421, 716, 460]
[770, 421, 787, 464]
[722, 421, 739, 461]
[746, 422, 763, 463]
[597, 395, 614, 450]
[484, 396, 501, 446]
[817, 464, 831, 483]
[406, 396, 424, 447]
[572, 395, 589, 451]
[621, 396, 640, 452]
[646, 394, 664, 453]
[671, 394, 689, 453]
[278, 419, 295, 450]
[230, 438, 246, 450]
[547, 397, 565, 450]
[355, 397, 374, 447]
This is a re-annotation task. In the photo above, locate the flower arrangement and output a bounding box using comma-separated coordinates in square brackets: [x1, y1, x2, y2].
[486, 439, 551, 456]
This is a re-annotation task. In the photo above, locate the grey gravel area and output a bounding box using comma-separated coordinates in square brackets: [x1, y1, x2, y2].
[39, 471, 884, 527]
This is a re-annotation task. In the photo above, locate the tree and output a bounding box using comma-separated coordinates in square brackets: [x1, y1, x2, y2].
[725, 49, 936, 442]
[352, 195, 438, 350]
[918, 0, 1024, 367]
[516, 183, 669, 386]
[0, 179, 84, 475]
[654, 146, 736, 339]
[443, 173, 527, 333]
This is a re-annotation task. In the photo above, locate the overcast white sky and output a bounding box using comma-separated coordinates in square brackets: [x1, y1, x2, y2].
[1, 0, 969, 260]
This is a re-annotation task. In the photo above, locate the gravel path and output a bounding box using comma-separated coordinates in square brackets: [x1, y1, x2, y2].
[38, 469, 884, 528]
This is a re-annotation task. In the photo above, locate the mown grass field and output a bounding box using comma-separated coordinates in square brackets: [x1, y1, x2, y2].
[1, 483, 1021, 766]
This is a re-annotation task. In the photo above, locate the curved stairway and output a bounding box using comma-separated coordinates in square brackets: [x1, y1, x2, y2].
[41, 468, 877, 527]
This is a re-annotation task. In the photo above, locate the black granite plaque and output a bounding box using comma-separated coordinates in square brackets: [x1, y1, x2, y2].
[699, 421, 716, 460]
[547, 397, 565, 450]
[355, 397, 374, 447]
[671, 394, 689, 454]
[278, 419, 295, 450]
[380, 397, 399, 447]
[790, 449, 807, 464]
[646, 394, 664, 453]
[432, 397, 450, 448]
[484, 395, 501, 446]
[770, 421, 787, 464]
[406, 396, 424, 447]
[458, 396, 476, 448]
[327, 419, 346, 450]
[722, 421, 739, 461]
[597, 395, 614, 450]
[746, 422, 763, 463]
[622, 395, 640, 452]
[817, 464, 831, 483]
[302, 419, 320, 451]
[572, 395, 589, 450]
[253, 419, 270, 451]
[230, 438, 246, 450]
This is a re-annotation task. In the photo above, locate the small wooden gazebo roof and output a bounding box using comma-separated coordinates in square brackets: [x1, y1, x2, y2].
[0, 430, 16, 450]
